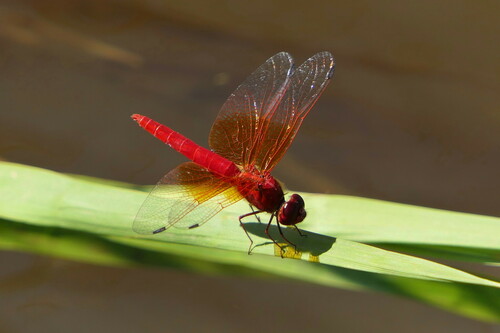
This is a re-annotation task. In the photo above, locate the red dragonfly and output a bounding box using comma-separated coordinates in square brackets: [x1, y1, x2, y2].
[131, 52, 335, 252]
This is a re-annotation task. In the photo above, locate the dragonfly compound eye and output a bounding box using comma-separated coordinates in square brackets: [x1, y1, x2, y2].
[277, 193, 306, 226]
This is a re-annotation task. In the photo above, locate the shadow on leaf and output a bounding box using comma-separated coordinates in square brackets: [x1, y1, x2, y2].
[243, 222, 336, 257]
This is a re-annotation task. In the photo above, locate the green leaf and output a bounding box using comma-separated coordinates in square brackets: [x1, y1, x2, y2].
[0, 161, 499, 322]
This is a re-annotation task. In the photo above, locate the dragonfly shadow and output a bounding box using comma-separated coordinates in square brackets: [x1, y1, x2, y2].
[243, 222, 336, 257]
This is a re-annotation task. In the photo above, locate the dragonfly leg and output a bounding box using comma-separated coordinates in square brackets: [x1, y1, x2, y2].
[293, 225, 307, 238]
[276, 220, 297, 249]
[239, 210, 263, 254]
[264, 213, 286, 257]
[248, 204, 262, 223]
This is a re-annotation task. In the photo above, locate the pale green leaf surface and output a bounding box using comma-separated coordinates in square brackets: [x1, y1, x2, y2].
[1, 162, 499, 322]
[0, 162, 498, 284]
[1, 221, 499, 322]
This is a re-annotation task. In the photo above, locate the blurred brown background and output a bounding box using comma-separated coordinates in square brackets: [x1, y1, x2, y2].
[0, 0, 498, 332]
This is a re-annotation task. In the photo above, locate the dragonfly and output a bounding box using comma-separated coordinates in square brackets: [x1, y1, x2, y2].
[131, 51, 335, 252]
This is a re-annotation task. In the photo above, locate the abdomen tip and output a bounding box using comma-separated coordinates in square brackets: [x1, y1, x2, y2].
[131, 114, 143, 122]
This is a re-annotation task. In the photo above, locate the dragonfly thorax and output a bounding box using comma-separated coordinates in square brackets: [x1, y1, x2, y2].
[236, 172, 285, 213]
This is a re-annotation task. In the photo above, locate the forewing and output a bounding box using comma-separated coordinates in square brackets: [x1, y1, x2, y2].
[209, 52, 294, 167]
[253, 52, 335, 171]
[133, 162, 244, 234]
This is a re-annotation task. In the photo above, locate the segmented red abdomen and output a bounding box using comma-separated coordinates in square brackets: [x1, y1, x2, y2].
[132, 114, 240, 178]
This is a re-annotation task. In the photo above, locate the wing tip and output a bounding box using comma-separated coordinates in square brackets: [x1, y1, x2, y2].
[132, 225, 167, 235]
[271, 52, 294, 71]
[327, 63, 335, 80]
[152, 226, 167, 234]
[314, 51, 336, 80]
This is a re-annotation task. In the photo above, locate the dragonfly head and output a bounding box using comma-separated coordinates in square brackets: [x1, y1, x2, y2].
[277, 193, 306, 226]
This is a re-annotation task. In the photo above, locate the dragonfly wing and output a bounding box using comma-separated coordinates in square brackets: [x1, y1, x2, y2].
[133, 162, 244, 234]
[251, 52, 335, 171]
[209, 52, 294, 167]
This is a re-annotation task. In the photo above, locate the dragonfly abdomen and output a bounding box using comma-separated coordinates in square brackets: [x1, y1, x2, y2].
[132, 114, 240, 178]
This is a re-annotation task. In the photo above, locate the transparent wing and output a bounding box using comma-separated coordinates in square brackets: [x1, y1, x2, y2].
[252, 51, 335, 171]
[209, 52, 294, 167]
[133, 162, 245, 234]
